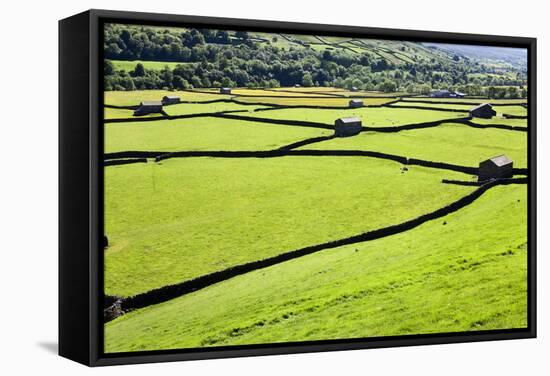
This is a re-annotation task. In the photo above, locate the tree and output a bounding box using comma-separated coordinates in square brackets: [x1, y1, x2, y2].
[123, 76, 136, 91]
[190, 75, 202, 88]
[419, 83, 432, 95]
[377, 79, 397, 93]
[104, 60, 114, 76]
[506, 86, 520, 99]
[132, 63, 145, 77]
[302, 72, 314, 87]
[215, 30, 230, 44]
[105, 43, 122, 58]
[173, 76, 190, 90]
[235, 31, 249, 40]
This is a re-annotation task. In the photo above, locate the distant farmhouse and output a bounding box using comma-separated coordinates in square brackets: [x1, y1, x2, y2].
[220, 87, 232, 94]
[335, 117, 362, 137]
[294, 84, 301, 88]
[349, 99, 363, 108]
[162, 95, 180, 105]
[430, 89, 465, 98]
[470, 103, 496, 119]
[134, 101, 163, 116]
[351, 86, 359, 92]
[478, 155, 513, 181]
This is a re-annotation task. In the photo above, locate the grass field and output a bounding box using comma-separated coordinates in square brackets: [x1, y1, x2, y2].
[227, 89, 336, 97]
[303, 123, 527, 168]
[105, 184, 527, 352]
[237, 106, 466, 126]
[103, 87, 529, 352]
[402, 97, 527, 105]
[162, 102, 267, 116]
[105, 117, 330, 153]
[104, 107, 162, 120]
[471, 117, 527, 127]
[494, 105, 528, 116]
[105, 90, 232, 106]
[111, 60, 194, 72]
[234, 96, 395, 107]
[105, 157, 474, 297]
[391, 102, 473, 111]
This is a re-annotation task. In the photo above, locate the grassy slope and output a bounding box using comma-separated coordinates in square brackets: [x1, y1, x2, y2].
[238, 107, 466, 126]
[104, 108, 161, 120]
[111, 60, 193, 71]
[105, 184, 527, 352]
[471, 117, 527, 127]
[234, 96, 394, 107]
[494, 105, 528, 116]
[162, 102, 267, 116]
[105, 90, 232, 106]
[392, 102, 472, 111]
[104, 157, 474, 297]
[229, 89, 335, 97]
[105, 117, 329, 153]
[304, 123, 527, 168]
[401, 97, 527, 105]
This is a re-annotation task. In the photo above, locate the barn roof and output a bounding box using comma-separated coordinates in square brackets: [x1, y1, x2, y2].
[488, 155, 513, 167]
[140, 101, 162, 106]
[337, 116, 361, 124]
[163, 95, 180, 99]
[470, 103, 492, 111]
[349, 99, 363, 103]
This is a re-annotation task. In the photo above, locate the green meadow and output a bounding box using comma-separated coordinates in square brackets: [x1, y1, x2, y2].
[111, 60, 194, 71]
[105, 184, 527, 352]
[163, 102, 267, 116]
[105, 157, 473, 297]
[304, 122, 527, 168]
[103, 87, 529, 352]
[238, 106, 466, 126]
[105, 90, 231, 106]
[105, 117, 330, 153]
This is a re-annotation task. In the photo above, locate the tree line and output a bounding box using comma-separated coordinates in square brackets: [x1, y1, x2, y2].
[104, 23, 527, 98]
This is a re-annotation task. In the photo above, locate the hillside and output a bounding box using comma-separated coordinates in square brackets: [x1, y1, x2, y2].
[103, 23, 527, 96]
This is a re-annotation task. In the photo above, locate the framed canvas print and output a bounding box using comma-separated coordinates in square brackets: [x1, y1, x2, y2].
[59, 9, 536, 366]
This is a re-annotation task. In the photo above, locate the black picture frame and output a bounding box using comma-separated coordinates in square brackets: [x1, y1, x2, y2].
[59, 9, 537, 367]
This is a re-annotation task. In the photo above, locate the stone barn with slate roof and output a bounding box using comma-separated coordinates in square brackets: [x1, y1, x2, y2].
[133, 101, 163, 116]
[470, 103, 496, 119]
[162, 95, 180, 105]
[220, 87, 231, 94]
[478, 155, 514, 181]
[335, 117, 362, 137]
[349, 99, 363, 108]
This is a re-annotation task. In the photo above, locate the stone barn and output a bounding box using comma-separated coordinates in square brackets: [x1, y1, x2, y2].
[478, 155, 513, 181]
[430, 90, 465, 98]
[133, 101, 163, 116]
[162, 95, 180, 105]
[220, 87, 231, 94]
[334, 116, 362, 137]
[470, 103, 496, 119]
[349, 99, 363, 108]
